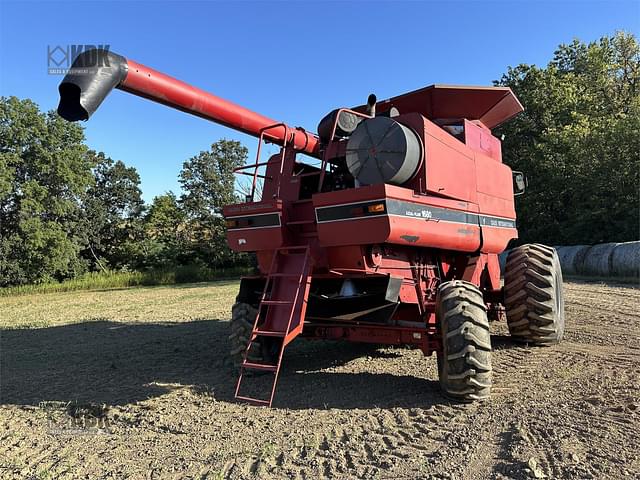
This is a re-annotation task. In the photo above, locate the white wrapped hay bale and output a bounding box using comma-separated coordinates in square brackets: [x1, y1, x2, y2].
[557, 245, 590, 275]
[610, 241, 640, 278]
[499, 242, 638, 278]
[579, 243, 619, 276]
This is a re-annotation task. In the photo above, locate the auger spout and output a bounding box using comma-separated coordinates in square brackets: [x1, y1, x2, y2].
[57, 49, 320, 157]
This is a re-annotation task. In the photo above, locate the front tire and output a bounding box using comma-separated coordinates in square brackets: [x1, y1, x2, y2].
[504, 244, 565, 345]
[436, 280, 492, 402]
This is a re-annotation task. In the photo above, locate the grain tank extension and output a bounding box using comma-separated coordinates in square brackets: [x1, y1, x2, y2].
[58, 49, 565, 406]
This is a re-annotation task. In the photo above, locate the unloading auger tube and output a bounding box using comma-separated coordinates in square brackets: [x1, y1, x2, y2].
[56, 49, 321, 157]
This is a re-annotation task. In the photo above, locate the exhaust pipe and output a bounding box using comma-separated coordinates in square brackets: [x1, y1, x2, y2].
[57, 49, 320, 156]
[366, 94, 377, 117]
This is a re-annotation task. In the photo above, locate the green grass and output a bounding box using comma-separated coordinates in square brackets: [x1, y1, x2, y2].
[0, 279, 240, 329]
[0, 266, 251, 297]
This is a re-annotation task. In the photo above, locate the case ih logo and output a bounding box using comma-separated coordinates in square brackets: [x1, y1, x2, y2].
[47, 44, 111, 74]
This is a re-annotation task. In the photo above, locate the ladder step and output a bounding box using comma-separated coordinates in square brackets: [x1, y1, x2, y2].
[261, 300, 293, 305]
[275, 251, 308, 257]
[235, 395, 271, 406]
[235, 243, 311, 408]
[254, 330, 286, 337]
[242, 361, 277, 372]
[286, 220, 315, 225]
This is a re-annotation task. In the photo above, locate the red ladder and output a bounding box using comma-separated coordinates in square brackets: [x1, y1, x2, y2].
[234, 246, 312, 407]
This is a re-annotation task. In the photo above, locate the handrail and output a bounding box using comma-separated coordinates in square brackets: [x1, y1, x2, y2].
[235, 123, 292, 201]
[234, 109, 372, 201]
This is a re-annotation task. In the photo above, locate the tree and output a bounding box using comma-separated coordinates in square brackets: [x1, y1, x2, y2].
[179, 139, 248, 267]
[0, 97, 94, 285]
[496, 32, 640, 245]
[82, 151, 144, 269]
[179, 139, 246, 213]
[137, 192, 188, 268]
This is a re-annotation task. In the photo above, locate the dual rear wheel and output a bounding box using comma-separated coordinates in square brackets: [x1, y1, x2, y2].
[436, 244, 565, 402]
[504, 244, 565, 344]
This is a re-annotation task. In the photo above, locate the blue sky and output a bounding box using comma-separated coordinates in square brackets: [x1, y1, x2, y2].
[1, 0, 638, 202]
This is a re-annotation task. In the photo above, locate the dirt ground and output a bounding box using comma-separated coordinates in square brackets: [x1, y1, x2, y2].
[1, 280, 639, 479]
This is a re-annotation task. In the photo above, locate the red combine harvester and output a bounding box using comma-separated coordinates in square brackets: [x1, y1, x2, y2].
[58, 50, 565, 406]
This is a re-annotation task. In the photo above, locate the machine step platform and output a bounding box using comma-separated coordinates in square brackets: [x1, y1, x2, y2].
[234, 245, 312, 407]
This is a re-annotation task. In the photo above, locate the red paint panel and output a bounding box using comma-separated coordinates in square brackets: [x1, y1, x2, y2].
[480, 225, 517, 254]
[326, 246, 366, 271]
[354, 85, 523, 129]
[422, 120, 478, 203]
[464, 120, 502, 162]
[317, 216, 391, 247]
[425, 125, 476, 203]
[385, 184, 476, 211]
[227, 227, 283, 252]
[224, 200, 284, 252]
[477, 192, 516, 219]
[313, 183, 387, 208]
[479, 92, 525, 130]
[475, 156, 515, 206]
[473, 151, 517, 253]
[387, 215, 480, 252]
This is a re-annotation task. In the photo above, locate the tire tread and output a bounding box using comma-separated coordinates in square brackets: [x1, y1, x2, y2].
[437, 280, 492, 402]
[504, 244, 565, 345]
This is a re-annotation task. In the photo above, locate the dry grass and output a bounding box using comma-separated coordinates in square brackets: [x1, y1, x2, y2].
[0, 280, 240, 329]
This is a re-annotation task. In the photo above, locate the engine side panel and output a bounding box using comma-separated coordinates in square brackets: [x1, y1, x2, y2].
[313, 184, 482, 252]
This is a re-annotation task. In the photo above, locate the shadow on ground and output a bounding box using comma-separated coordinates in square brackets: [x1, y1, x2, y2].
[78, 279, 240, 295]
[1, 319, 474, 410]
[1, 318, 525, 410]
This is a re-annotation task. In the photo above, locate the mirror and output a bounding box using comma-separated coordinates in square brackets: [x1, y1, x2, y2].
[513, 171, 527, 196]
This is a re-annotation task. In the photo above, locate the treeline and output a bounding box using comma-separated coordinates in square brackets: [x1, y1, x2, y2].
[0, 97, 251, 287]
[1, 32, 638, 287]
[496, 31, 639, 245]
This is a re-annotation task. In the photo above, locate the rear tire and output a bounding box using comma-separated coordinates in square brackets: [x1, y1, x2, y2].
[229, 301, 280, 371]
[504, 244, 565, 345]
[229, 302, 261, 370]
[436, 280, 492, 402]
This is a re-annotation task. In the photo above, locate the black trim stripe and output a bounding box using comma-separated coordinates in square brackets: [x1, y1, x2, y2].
[479, 216, 516, 229]
[315, 199, 516, 229]
[226, 212, 281, 230]
[315, 200, 385, 223]
[386, 199, 479, 225]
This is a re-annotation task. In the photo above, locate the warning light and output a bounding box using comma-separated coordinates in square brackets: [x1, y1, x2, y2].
[368, 203, 385, 213]
[225, 219, 237, 228]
